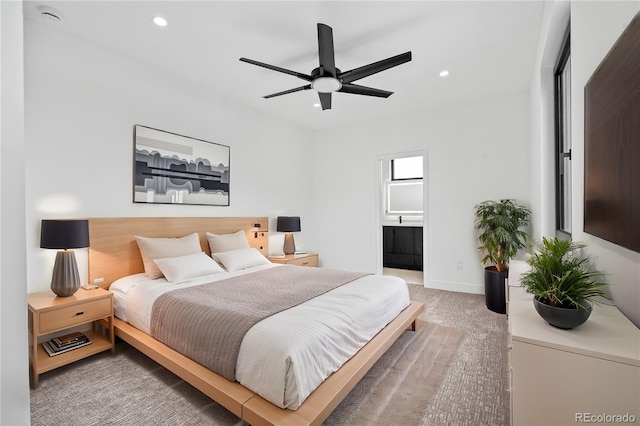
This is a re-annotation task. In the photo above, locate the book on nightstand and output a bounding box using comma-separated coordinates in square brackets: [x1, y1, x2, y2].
[52, 331, 85, 346]
[43, 333, 92, 357]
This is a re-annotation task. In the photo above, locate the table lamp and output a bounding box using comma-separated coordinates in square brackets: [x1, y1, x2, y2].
[40, 219, 89, 297]
[277, 216, 301, 255]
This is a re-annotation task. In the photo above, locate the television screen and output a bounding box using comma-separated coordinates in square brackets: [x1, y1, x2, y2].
[584, 13, 640, 253]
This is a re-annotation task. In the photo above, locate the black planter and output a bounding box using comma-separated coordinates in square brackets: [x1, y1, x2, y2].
[533, 298, 592, 329]
[484, 266, 508, 314]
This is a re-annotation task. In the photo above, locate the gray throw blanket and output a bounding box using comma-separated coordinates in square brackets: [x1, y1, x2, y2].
[150, 265, 367, 381]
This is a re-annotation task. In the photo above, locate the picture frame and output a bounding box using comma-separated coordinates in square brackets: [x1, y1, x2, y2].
[133, 125, 230, 206]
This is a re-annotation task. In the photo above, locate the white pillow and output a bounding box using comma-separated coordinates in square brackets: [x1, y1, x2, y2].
[206, 230, 250, 253]
[212, 247, 270, 272]
[109, 273, 150, 296]
[135, 233, 201, 279]
[154, 252, 225, 283]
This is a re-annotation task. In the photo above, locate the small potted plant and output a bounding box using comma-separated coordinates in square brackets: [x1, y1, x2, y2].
[474, 199, 531, 313]
[520, 237, 608, 329]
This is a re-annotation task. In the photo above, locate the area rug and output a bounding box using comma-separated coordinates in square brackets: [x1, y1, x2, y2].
[31, 321, 463, 426]
[325, 320, 463, 425]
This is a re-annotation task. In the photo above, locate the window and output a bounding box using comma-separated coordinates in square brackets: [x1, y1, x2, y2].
[391, 156, 423, 180]
[554, 28, 571, 237]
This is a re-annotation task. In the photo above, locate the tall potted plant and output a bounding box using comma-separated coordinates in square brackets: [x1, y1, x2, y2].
[520, 237, 608, 329]
[474, 199, 531, 313]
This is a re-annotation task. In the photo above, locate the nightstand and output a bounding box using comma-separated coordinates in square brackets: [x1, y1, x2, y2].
[28, 287, 114, 388]
[269, 253, 318, 267]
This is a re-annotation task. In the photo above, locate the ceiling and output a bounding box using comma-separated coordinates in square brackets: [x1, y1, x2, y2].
[23, 1, 545, 131]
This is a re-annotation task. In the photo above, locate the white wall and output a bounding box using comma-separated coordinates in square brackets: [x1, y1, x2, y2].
[24, 22, 316, 292]
[0, 1, 31, 424]
[310, 92, 531, 294]
[569, 1, 640, 326]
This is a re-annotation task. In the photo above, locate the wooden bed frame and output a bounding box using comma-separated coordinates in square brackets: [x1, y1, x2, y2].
[88, 217, 425, 426]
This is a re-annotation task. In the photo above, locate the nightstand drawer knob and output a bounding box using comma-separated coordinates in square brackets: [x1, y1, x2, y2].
[75, 311, 84, 316]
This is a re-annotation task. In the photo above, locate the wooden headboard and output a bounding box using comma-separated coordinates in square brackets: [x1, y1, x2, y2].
[88, 217, 269, 289]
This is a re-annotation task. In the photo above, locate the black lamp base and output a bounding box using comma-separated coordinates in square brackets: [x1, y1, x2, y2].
[51, 250, 81, 297]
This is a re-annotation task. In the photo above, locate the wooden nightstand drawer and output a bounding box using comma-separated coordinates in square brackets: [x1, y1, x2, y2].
[39, 298, 111, 333]
[287, 256, 318, 267]
[269, 253, 318, 267]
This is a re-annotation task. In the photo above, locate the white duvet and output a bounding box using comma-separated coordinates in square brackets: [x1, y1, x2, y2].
[110, 264, 410, 409]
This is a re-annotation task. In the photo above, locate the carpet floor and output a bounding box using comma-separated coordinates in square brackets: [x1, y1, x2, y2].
[30, 285, 509, 425]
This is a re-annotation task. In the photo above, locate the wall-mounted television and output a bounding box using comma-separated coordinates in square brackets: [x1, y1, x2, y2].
[584, 12, 640, 253]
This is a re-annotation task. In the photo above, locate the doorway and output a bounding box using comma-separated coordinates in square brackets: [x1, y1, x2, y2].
[376, 152, 426, 286]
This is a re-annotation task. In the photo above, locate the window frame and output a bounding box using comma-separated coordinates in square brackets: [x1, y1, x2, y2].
[554, 27, 572, 239]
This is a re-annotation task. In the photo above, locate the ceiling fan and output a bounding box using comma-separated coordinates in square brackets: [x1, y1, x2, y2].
[240, 23, 412, 110]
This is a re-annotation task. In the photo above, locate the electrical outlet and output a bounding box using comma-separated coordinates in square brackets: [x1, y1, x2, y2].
[93, 277, 104, 284]
[456, 261, 463, 270]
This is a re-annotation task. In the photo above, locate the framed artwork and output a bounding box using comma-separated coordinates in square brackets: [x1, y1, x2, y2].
[133, 125, 230, 206]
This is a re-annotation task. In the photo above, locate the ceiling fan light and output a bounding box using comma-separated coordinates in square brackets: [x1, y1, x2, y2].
[312, 77, 342, 93]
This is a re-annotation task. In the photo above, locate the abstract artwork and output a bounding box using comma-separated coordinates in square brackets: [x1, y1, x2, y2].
[134, 125, 230, 206]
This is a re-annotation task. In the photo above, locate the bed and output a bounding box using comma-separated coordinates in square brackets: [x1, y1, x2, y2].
[88, 217, 424, 425]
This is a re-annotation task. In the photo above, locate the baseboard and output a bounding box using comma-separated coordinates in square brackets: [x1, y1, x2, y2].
[423, 280, 484, 295]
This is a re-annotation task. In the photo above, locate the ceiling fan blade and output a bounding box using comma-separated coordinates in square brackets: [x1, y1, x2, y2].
[339, 51, 412, 84]
[317, 23, 336, 76]
[318, 92, 332, 110]
[239, 57, 313, 82]
[264, 85, 311, 99]
[339, 83, 393, 98]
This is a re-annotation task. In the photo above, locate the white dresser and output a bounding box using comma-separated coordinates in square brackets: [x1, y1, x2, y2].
[507, 261, 640, 426]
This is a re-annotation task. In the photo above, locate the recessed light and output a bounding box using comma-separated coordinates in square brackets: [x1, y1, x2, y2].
[152, 16, 168, 27]
[439, 70, 449, 77]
